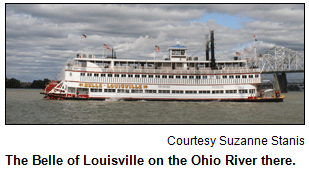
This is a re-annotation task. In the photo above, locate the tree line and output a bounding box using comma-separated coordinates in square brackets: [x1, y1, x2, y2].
[6, 77, 51, 89]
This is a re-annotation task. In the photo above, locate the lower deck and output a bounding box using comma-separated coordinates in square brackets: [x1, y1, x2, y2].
[50, 80, 260, 100]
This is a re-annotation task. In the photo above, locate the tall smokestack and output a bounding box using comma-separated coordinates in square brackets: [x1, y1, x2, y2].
[210, 30, 216, 70]
[206, 35, 209, 61]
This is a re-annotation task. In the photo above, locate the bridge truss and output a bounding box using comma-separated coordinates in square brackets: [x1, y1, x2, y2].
[258, 46, 304, 73]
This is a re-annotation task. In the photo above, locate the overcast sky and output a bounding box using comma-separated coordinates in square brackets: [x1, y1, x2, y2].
[6, 4, 304, 82]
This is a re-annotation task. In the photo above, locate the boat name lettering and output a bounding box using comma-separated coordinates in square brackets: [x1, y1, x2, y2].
[107, 84, 148, 89]
[79, 83, 102, 88]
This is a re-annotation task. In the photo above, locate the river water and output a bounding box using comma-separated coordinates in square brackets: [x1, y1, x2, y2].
[5, 89, 304, 124]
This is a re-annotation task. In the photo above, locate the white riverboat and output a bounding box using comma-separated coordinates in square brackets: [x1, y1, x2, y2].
[41, 31, 284, 102]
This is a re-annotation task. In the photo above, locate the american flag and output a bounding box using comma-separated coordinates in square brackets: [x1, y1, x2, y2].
[236, 52, 241, 56]
[254, 35, 257, 41]
[82, 34, 87, 38]
[154, 45, 159, 52]
[244, 49, 250, 52]
[103, 44, 109, 48]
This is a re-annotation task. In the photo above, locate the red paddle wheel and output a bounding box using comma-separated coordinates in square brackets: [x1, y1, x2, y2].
[40, 80, 64, 99]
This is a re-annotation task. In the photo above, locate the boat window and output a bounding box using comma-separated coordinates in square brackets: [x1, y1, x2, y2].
[114, 74, 119, 77]
[242, 75, 247, 78]
[176, 75, 181, 79]
[142, 75, 147, 78]
[145, 90, 156, 93]
[172, 90, 184, 94]
[226, 90, 237, 93]
[255, 74, 259, 78]
[222, 75, 227, 79]
[169, 75, 174, 79]
[121, 74, 126, 77]
[199, 90, 210, 94]
[80, 73, 85, 76]
[70, 72, 72, 76]
[216, 75, 221, 79]
[155, 75, 160, 78]
[212, 90, 224, 94]
[182, 75, 187, 79]
[101, 74, 105, 77]
[131, 89, 143, 93]
[158, 90, 170, 93]
[162, 75, 167, 78]
[239, 89, 248, 93]
[149, 75, 153, 78]
[128, 74, 133, 78]
[196, 76, 201, 79]
[172, 50, 182, 55]
[189, 76, 194, 79]
[94, 73, 99, 77]
[135, 74, 140, 78]
[236, 75, 241, 79]
[202, 76, 207, 79]
[185, 90, 197, 94]
[108, 74, 113, 77]
[117, 89, 130, 93]
[87, 73, 92, 77]
[104, 89, 116, 92]
[91, 89, 101, 92]
[83, 54, 87, 58]
[229, 75, 234, 79]
[249, 89, 256, 93]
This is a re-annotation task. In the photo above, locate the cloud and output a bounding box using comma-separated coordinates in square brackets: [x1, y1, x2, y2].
[5, 4, 304, 82]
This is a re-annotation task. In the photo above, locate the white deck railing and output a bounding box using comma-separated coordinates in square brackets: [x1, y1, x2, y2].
[80, 76, 261, 85]
[68, 66, 261, 75]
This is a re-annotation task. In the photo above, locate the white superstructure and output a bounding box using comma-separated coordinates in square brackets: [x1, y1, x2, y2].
[42, 33, 284, 102]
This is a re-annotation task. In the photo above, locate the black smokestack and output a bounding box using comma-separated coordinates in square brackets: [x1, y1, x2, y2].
[206, 35, 209, 61]
[210, 30, 216, 70]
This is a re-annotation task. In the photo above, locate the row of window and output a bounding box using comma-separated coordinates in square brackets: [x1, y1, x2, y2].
[92, 89, 256, 94]
[81, 73, 259, 79]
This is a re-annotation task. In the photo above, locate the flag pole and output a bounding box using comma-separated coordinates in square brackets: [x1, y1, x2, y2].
[79, 37, 82, 56]
[254, 35, 257, 64]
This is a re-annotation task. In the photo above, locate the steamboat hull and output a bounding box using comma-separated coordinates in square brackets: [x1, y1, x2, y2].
[43, 93, 283, 102]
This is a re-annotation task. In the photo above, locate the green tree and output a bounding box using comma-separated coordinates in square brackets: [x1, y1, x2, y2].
[31, 78, 51, 89]
[6, 78, 21, 88]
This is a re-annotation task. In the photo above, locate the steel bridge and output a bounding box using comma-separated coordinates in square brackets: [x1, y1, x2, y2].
[259, 46, 304, 74]
[252, 46, 304, 92]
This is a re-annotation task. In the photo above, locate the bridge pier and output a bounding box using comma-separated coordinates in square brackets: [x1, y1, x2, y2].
[274, 73, 288, 93]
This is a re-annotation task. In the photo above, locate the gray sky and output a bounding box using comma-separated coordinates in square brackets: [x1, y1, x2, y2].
[6, 4, 304, 82]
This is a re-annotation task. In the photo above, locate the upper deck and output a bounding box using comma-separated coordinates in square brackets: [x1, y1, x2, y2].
[67, 55, 260, 75]
[69, 42, 260, 75]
